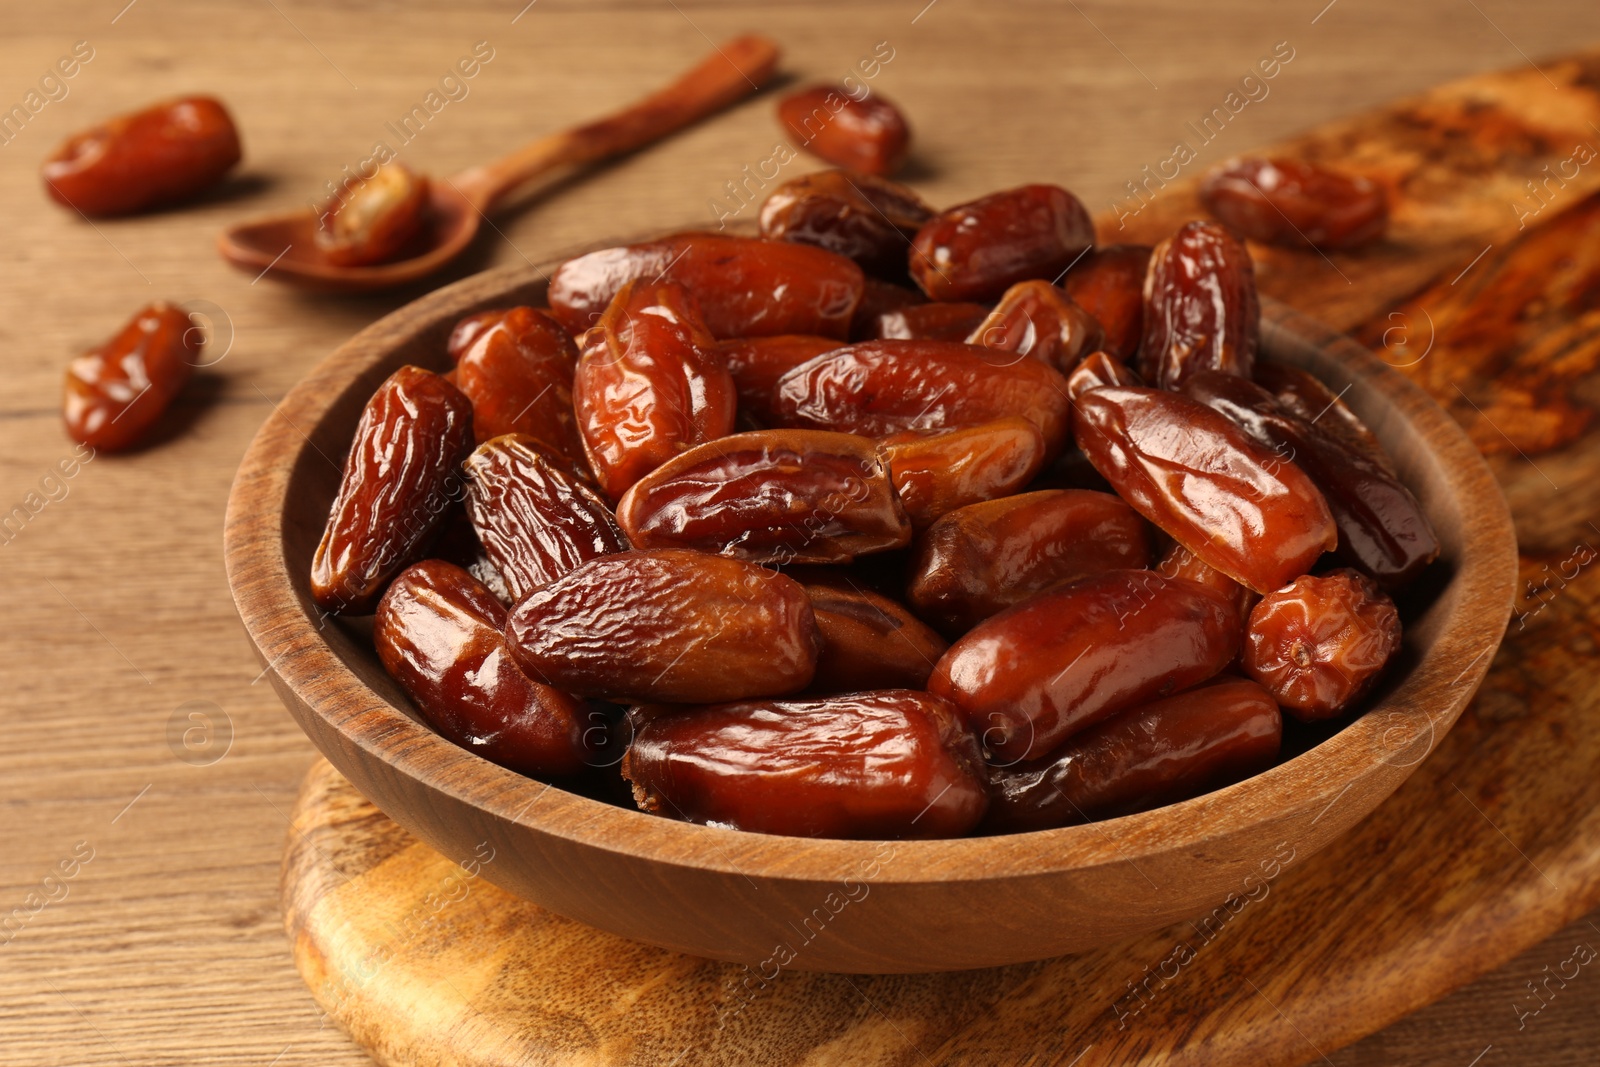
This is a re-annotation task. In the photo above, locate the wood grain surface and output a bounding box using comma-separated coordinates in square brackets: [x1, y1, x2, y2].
[2, 1, 1597, 1065]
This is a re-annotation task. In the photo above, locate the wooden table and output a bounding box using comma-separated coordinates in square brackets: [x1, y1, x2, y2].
[2, 2, 1596, 1064]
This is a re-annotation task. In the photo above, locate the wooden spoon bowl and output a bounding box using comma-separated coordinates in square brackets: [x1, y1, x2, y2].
[224, 247, 1517, 973]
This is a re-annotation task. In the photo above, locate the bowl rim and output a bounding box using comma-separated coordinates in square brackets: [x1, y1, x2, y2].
[224, 253, 1518, 887]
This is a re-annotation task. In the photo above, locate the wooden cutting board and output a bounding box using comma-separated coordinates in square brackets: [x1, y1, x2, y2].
[281, 51, 1600, 1066]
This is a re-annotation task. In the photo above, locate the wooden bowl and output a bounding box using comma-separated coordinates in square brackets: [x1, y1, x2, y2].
[225, 254, 1517, 974]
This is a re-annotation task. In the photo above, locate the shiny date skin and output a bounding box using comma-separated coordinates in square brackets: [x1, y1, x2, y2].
[802, 582, 948, 694]
[42, 96, 241, 216]
[574, 279, 737, 499]
[1062, 244, 1152, 362]
[875, 302, 991, 343]
[910, 184, 1095, 302]
[759, 169, 932, 277]
[908, 489, 1151, 636]
[622, 690, 988, 839]
[1139, 221, 1260, 390]
[63, 302, 199, 451]
[1074, 386, 1336, 594]
[778, 86, 913, 176]
[878, 418, 1046, 530]
[1243, 568, 1402, 721]
[716, 335, 841, 427]
[1254, 359, 1390, 474]
[448, 306, 584, 458]
[850, 278, 925, 340]
[375, 560, 595, 777]
[616, 429, 911, 564]
[1201, 157, 1388, 250]
[984, 678, 1282, 831]
[547, 233, 865, 340]
[772, 339, 1075, 460]
[464, 435, 631, 601]
[1181, 369, 1439, 587]
[1065, 350, 1141, 402]
[310, 366, 474, 615]
[507, 549, 821, 703]
[315, 162, 430, 267]
[967, 280, 1103, 372]
[928, 569, 1242, 763]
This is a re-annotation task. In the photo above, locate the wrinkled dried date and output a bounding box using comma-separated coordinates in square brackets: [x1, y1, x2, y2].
[448, 306, 584, 460]
[1200, 157, 1388, 250]
[1243, 568, 1401, 721]
[63, 302, 199, 451]
[759, 169, 931, 277]
[1074, 386, 1336, 593]
[1062, 244, 1151, 361]
[548, 233, 865, 339]
[772, 339, 1075, 459]
[908, 489, 1151, 635]
[929, 569, 1241, 762]
[878, 418, 1046, 530]
[574, 279, 737, 499]
[1139, 220, 1260, 389]
[967, 280, 1103, 371]
[616, 429, 911, 563]
[375, 560, 595, 777]
[802, 582, 948, 693]
[875, 302, 991, 342]
[717, 334, 841, 426]
[622, 690, 987, 838]
[778, 86, 912, 177]
[43, 96, 241, 216]
[910, 184, 1095, 302]
[316, 162, 430, 267]
[507, 549, 821, 703]
[464, 435, 631, 601]
[985, 678, 1282, 831]
[311, 366, 473, 614]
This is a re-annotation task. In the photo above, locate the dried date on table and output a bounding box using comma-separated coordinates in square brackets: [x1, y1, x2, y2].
[464, 435, 631, 601]
[928, 569, 1242, 763]
[778, 86, 913, 177]
[507, 549, 821, 703]
[311, 366, 473, 615]
[1200, 157, 1388, 250]
[910, 184, 1095, 302]
[622, 690, 988, 839]
[615, 429, 911, 563]
[447, 306, 584, 459]
[547, 233, 865, 339]
[759, 169, 931, 277]
[574, 279, 737, 500]
[375, 560, 595, 778]
[63, 302, 200, 452]
[1074, 386, 1336, 594]
[1139, 220, 1260, 390]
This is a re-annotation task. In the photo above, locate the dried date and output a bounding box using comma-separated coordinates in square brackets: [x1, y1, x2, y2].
[1139, 220, 1260, 389]
[448, 306, 584, 460]
[717, 334, 841, 427]
[778, 86, 912, 177]
[910, 184, 1095, 302]
[802, 582, 948, 693]
[759, 169, 931, 277]
[63, 302, 199, 451]
[966, 280, 1103, 371]
[316, 162, 430, 267]
[878, 418, 1046, 530]
[1200, 157, 1388, 250]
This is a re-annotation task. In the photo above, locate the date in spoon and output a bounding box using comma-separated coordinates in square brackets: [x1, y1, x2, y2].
[218, 34, 779, 293]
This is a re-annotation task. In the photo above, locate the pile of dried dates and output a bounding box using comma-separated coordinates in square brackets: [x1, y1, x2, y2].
[311, 166, 1437, 840]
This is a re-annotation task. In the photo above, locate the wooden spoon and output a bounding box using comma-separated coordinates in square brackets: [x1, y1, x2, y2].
[217, 34, 780, 293]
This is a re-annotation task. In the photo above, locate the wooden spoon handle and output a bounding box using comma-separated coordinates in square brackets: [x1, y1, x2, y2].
[450, 34, 781, 210]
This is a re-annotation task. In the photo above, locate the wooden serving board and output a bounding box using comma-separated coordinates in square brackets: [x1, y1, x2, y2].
[282, 52, 1600, 1066]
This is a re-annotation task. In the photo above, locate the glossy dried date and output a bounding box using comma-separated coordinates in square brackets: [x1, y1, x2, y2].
[1181, 369, 1439, 587]
[464, 435, 631, 601]
[909, 184, 1094, 302]
[310, 366, 473, 614]
[716, 334, 841, 426]
[1254, 359, 1390, 473]
[802, 582, 948, 694]
[63, 302, 199, 451]
[42, 96, 241, 216]
[548, 233, 865, 339]
[759, 169, 931, 277]
[1139, 221, 1260, 389]
[1064, 349, 1141, 402]
[316, 162, 430, 267]
[907, 489, 1151, 635]
[622, 690, 987, 838]
[448, 306, 583, 458]
[1061, 244, 1151, 361]
[778, 86, 912, 176]
[375, 560, 594, 777]
[928, 569, 1242, 762]
[878, 418, 1046, 530]
[616, 429, 911, 564]
[1074, 386, 1336, 593]
[506, 549, 820, 703]
[1243, 568, 1401, 721]
[574, 279, 737, 499]
[772, 339, 1075, 459]
[875, 302, 991, 342]
[1201, 157, 1388, 250]
[985, 678, 1282, 831]
[967, 280, 1103, 372]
